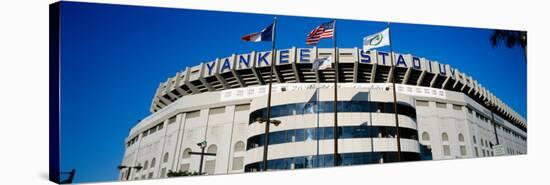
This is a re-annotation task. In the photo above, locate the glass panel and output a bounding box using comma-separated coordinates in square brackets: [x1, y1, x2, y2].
[295, 129, 305, 142]
[305, 128, 315, 141]
[286, 129, 296, 142]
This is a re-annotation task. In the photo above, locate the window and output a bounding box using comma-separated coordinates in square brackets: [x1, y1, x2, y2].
[158, 123, 163, 130]
[186, 110, 200, 118]
[148, 172, 154, 179]
[232, 156, 244, 171]
[480, 138, 485, 147]
[443, 145, 451, 156]
[142, 131, 148, 137]
[473, 135, 477, 144]
[205, 145, 218, 174]
[452, 104, 462, 110]
[442, 132, 449, 142]
[143, 160, 149, 170]
[163, 153, 169, 163]
[460, 145, 467, 156]
[151, 158, 156, 168]
[458, 133, 465, 142]
[234, 141, 245, 152]
[168, 115, 177, 124]
[436, 102, 447, 108]
[475, 147, 479, 157]
[235, 104, 251, 111]
[182, 148, 191, 159]
[416, 100, 429, 107]
[421, 132, 430, 141]
[160, 168, 166, 178]
[209, 107, 225, 115]
[467, 107, 473, 114]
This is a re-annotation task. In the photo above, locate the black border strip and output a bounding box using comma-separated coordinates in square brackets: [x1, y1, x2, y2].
[49, 2, 60, 184]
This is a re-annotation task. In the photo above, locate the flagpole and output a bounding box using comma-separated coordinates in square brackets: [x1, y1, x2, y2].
[387, 22, 402, 162]
[332, 19, 339, 167]
[314, 47, 320, 168]
[262, 17, 277, 171]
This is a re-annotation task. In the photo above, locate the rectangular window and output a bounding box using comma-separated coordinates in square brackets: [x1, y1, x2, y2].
[205, 160, 216, 174]
[295, 129, 305, 141]
[443, 145, 451, 156]
[235, 104, 251, 111]
[232, 157, 244, 171]
[148, 172, 154, 179]
[452, 104, 463, 110]
[142, 131, 148, 137]
[460, 145, 467, 156]
[416, 100, 429, 107]
[168, 115, 177, 124]
[475, 147, 479, 157]
[160, 168, 166, 178]
[467, 107, 473, 114]
[436, 102, 447, 109]
[209, 107, 225, 115]
[158, 123, 164, 130]
[186, 110, 200, 118]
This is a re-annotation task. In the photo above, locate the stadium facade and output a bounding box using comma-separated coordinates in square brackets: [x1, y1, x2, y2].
[118, 47, 527, 180]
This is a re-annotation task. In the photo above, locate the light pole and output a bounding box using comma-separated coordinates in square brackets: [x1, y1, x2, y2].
[117, 165, 142, 181]
[188, 141, 216, 175]
[256, 117, 281, 171]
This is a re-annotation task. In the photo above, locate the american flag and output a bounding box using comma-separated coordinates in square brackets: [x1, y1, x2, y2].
[306, 20, 335, 45]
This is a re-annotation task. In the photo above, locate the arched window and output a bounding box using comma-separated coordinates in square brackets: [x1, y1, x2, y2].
[207, 145, 217, 154]
[458, 133, 465, 142]
[232, 141, 245, 171]
[422, 132, 430, 141]
[442, 132, 449, 142]
[163, 152, 169, 163]
[151, 158, 156, 168]
[205, 145, 217, 174]
[143, 160, 149, 170]
[234, 141, 245, 152]
[182, 148, 192, 159]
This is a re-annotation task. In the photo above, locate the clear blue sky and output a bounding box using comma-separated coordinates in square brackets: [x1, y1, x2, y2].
[59, 1, 526, 183]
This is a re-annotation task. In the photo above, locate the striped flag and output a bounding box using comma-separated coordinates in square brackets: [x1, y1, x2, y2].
[306, 20, 335, 45]
[241, 23, 274, 42]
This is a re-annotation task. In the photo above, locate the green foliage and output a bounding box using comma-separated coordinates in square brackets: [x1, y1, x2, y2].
[490, 30, 527, 49]
[166, 170, 204, 177]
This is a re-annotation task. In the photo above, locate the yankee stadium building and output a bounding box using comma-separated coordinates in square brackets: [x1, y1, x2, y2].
[118, 47, 527, 180]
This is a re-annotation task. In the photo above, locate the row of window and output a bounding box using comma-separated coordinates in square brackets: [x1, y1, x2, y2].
[474, 147, 494, 157]
[421, 132, 468, 157]
[244, 152, 421, 172]
[131, 152, 171, 180]
[415, 100, 464, 111]
[247, 126, 418, 150]
[421, 132, 465, 142]
[128, 115, 177, 147]
[249, 101, 417, 124]
[418, 100, 526, 143]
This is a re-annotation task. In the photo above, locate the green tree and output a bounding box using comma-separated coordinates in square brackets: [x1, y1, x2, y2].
[489, 30, 527, 61]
